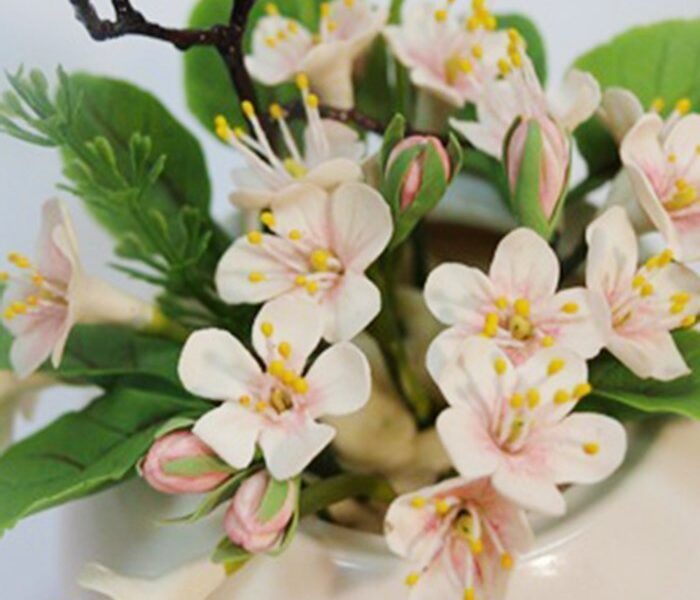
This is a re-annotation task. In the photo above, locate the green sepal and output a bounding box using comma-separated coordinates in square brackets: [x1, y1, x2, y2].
[162, 455, 234, 477]
[379, 113, 407, 171]
[256, 477, 298, 524]
[154, 417, 197, 439]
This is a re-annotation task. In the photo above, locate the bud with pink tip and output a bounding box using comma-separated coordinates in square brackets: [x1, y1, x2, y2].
[387, 136, 452, 210]
[224, 471, 298, 554]
[141, 430, 231, 495]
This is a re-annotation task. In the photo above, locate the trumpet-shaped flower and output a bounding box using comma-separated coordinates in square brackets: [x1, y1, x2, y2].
[436, 337, 627, 515]
[245, 0, 387, 109]
[217, 80, 364, 210]
[384, 1, 509, 108]
[586, 207, 700, 380]
[621, 113, 700, 260]
[385, 477, 534, 600]
[424, 227, 603, 378]
[216, 181, 392, 343]
[178, 296, 371, 480]
[1, 200, 155, 378]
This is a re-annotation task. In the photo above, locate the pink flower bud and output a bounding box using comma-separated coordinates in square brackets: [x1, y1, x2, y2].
[224, 471, 298, 554]
[387, 136, 452, 210]
[507, 116, 570, 220]
[141, 431, 230, 495]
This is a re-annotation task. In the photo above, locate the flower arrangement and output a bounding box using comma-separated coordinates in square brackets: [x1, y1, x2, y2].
[1, 1, 699, 599]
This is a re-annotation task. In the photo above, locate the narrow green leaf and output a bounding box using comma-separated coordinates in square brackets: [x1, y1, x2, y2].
[299, 473, 396, 518]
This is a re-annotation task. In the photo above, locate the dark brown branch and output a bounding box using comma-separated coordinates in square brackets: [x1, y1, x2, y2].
[218, 0, 258, 108]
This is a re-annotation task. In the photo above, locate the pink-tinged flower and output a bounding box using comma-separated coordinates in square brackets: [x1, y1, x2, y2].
[385, 477, 533, 600]
[621, 113, 700, 261]
[0, 371, 54, 448]
[140, 430, 231, 495]
[225, 471, 298, 554]
[424, 228, 604, 378]
[452, 55, 600, 218]
[217, 80, 364, 211]
[436, 337, 627, 515]
[1, 200, 155, 378]
[178, 296, 371, 480]
[245, 1, 387, 109]
[384, 2, 509, 108]
[586, 207, 700, 380]
[387, 136, 452, 210]
[216, 181, 392, 343]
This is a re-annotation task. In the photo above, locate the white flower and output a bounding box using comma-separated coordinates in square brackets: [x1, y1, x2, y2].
[621, 113, 700, 260]
[586, 206, 700, 380]
[424, 227, 604, 379]
[385, 477, 534, 600]
[0, 371, 54, 448]
[384, 1, 509, 108]
[215, 181, 393, 343]
[245, 0, 387, 109]
[217, 79, 364, 211]
[178, 296, 371, 480]
[1, 200, 155, 378]
[436, 337, 627, 515]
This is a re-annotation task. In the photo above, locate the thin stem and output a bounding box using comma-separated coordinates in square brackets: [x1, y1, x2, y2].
[300, 473, 396, 517]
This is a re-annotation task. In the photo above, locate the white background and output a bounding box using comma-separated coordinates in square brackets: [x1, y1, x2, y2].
[0, 1, 698, 598]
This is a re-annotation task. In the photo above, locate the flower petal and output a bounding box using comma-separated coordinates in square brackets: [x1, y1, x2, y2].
[426, 326, 475, 382]
[437, 407, 501, 482]
[193, 403, 262, 471]
[259, 418, 335, 479]
[38, 199, 80, 283]
[304, 119, 364, 166]
[304, 158, 363, 190]
[608, 328, 689, 381]
[489, 228, 560, 302]
[178, 329, 261, 401]
[548, 69, 601, 132]
[492, 460, 567, 516]
[598, 87, 644, 144]
[9, 312, 68, 379]
[321, 271, 381, 342]
[305, 342, 370, 417]
[252, 296, 323, 370]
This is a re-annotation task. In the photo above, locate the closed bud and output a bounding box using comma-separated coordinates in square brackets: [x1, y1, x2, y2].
[224, 471, 298, 554]
[141, 431, 230, 495]
[387, 136, 452, 210]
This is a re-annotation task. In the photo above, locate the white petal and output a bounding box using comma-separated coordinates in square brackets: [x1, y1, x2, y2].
[608, 329, 690, 381]
[178, 329, 261, 401]
[259, 419, 335, 479]
[305, 342, 371, 417]
[492, 461, 567, 516]
[304, 159, 363, 190]
[426, 327, 473, 383]
[272, 183, 331, 243]
[437, 407, 501, 482]
[38, 199, 80, 283]
[489, 228, 560, 302]
[300, 43, 356, 109]
[252, 296, 323, 369]
[321, 272, 381, 342]
[585, 206, 638, 299]
[193, 403, 262, 470]
[78, 559, 226, 600]
[424, 262, 495, 326]
[9, 312, 69, 379]
[328, 182, 393, 271]
[450, 118, 503, 158]
[598, 87, 644, 144]
[215, 236, 299, 305]
[305, 119, 364, 166]
[540, 413, 627, 485]
[548, 69, 601, 132]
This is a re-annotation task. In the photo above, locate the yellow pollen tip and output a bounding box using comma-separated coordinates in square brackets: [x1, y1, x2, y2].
[260, 211, 275, 227]
[281, 369, 296, 385]
[410, 496, 427, 509]
[326, 20, 338, 33]
[343, 0, 355, 7]
[495, 296, 508, 310]
[554, 389, 571, 405]
[310, 249, 330, 272]
[541, 335, 555, 347]
[241, 100, 255, 118]
[292, 377, 309, 394]
[295, 274, 307, 286]
[249, 271, 266, 283]
[320, 2, 331, 18]
[510, 51, 523, 68]
[459, 58, 474, 74]
[466, 16, 480, 31]
[632, 274, 646, 289]
[501, 553, 514, 570]
[659, 249, 675, 265]
[278, 341, 292, 358]
[469, 538, 484, 555]
[3, 307, 15, 320]
[8, 253, 31, 269]
[464, 587, 476, 600]
[296, 73, 310, 90]
[640, 282, 655, 297]
[261, 321, 274, 338]
[247, 231, 263, 245]
[472, 44, 484, 59]
[561, 302, 579, 314]
[548, 358, 565, 376]
[255, 401, 268, 413]
[0, 271, 8, 282]
[31, 273, 44, 286]
[233, 127, 246, 139]
[494, 358, 508, 375]
[676, 98, 692, 115]
[507, 28, 520, 43]
[265, 2, 279, 16]
[510, 393, 524, 409]
[527, 388, 540, 409]
[498, 58, 511, 75]
[264, 36, 277, 48]
[668, 153, 677, 163]
[435, 499, 451, 516]
[269, 103, 284, 120]
[289, 229, 302, 241]
[405, 572, 420, 587]
[239, 395, 251, 407]
[434, 9, 448, 22]
[484, 14, 497, 29]
[268, 360, 285, 377]
[651, 97, 666, 113]
[682, 315, 697, 328]
[583, 442, 600, 456]
[288, 21, 299, 34]
[26, 295, 39, 307]
[574, 382, 592, 399]
[11, 301, 27, 315]
[307, 94, 320, 109]
[514, 298, 530, 317]
[306, 281, 319, 295]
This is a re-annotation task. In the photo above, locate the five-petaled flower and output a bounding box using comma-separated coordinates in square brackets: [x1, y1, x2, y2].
[217, 77, 365, 211]
[1, 199, 156, 378]
[384, 1, 509, 109]
[435, 337, 627, 515]
[178, 296, 371, 480]
[245, 0, 387, 109]
[385, 477, 534, 600]
[424, 227, 604, 379]
[586, 207, 700, 381]
[621, 113, 700, 261]
[215, 181, 393, 343]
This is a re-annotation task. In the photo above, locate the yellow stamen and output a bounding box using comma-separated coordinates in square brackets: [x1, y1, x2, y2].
[278, 341, 292, 358]
[255, 401, 268, 413]
[269, 103, 284, 120]
[573, 383, 592, 399]
[658, 249, 674, 266]
[509, 393, 524, 409]
[514, 298, 530, 317]
[306, 281, 319, 295]
[320, 2, 331, 18]
[548, 358, 565, 376]
[682, 315, 697, 328]
[464, 587, 476, 600]
[8, 253, 31, 269]
[289, 229, 302, 241]
[292, 377, 309, 394]
[554, 389, 571, 405]
[296, 73, 309, 90]
[241, 100, 255, 118]
[526, 388, 540, 409]
[498, 58, 511, 76]
[265, 2, 279, 16]
[281, 369, 296, 385]
[3, 307, 15, 320]
[541, 335, 555, 348]
[310, 249, 330, 272]
[469, 538, 484, 555]
[435, 499, 451, 516]
[405, 572, 420, 587]
[11, 301, 27, 315]
[410, 496, 426, 509]
[261, 321, 274, 338]
[632, 274, 646, 289]
[249, 271, 266, 283]
[640, 282, 655, 297]
[247, 231, 263, 245]
[260, 211, 275, 227]
[268, 360, 285, 377]
[283, 158, 309, 179]
[495, 296, 508, 310]
[0, 271, 8, 282]
[510, 50, 523, 68]
[676, 98, 692, 115]
[651, 97, 665, 113]
[434, 9, 448, 22]
[307, 94, 320, 109]
[239, 395, 251, 407]
[583, 442, 600, 456]
[501, 553, 514, 570]
[494, 358, 508, 375]
[472, 44, 484, 59]
[26, 295, 39, 307]
[295, 274, 307, 286]
[561, 302, 579, 314]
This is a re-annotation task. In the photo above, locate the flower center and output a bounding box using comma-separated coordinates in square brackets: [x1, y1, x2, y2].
[661, 145, 700, 214]
[309, 248, 341, 273]
[444, 55, 473, 86]
[269, 388, 294, 414]
[508, 314, 534, 340]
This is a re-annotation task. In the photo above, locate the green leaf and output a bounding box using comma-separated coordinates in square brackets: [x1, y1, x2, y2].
[574, 19, 700, 175]
[588, 329, 700, 419]
[163, 455, 234, 477]
[0, 386, 211, 536]
[354, 38, 393, 126]
[299, 473, 396, 517]
[212, 537, 251, 565]
[498, 14, 547, 84]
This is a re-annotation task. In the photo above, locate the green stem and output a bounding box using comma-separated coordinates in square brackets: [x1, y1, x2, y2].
[300, 474, 396, 518]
